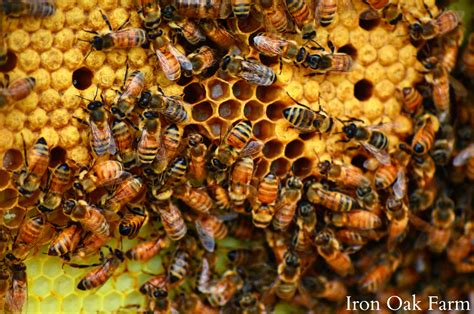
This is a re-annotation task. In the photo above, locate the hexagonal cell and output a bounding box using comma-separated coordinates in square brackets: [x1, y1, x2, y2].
[232, 80, 254, 101]
[255, 160, 269, 178]
[0, 188, 18, 210]
[176, 75, 193, 87]
[256, 85, 280, 103]
[72, 66, 93, 90]
[49, 146, 67, 168]
[192, 101, 213, 122]
[82, 293, 103, 313]
[219, 100, 241, 120]
[338, 44, 358, 60]
[263, 140, 283, 159]
[359, 11, 381, 30]
[253, 120, 275, 140]
[124, 291, 145, 311]
[41, 257, 63, 279]
[27, 297, 40, 313]
[285, 140, 305, 159]
[0, 169, 10, 190]
[103, 291, 124, 312]
[0, 50, 17, 72]
[3, 206, 25, 228]
[31, 275, 52, 297]
[266, 101, 287, 121]
[63, 293, 82, 312]
[244, 100, 264, 121]
[207, 117, 228, 138]
[292, 157, 313, 178]
[3, 148, 23, 171]
[351, 154, 368, 170]
[209, 79, 230, 101]
[236, 13, 262, 34]
[259, 54, 279, 67]
[183, 82, 206, 104]
[354, 79, 374, 101]
[270, 158, 290, 177]
[52, 274, 74, 296]
[115, 272, 136, 293]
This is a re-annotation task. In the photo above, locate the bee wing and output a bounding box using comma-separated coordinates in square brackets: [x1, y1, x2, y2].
[197, 258, 211, 293]
[6, 275, 27, 313]
[195, 219, 216, 252]
[253, 35, 285, 57]
[240, 60, 272, 86]
[362, 142, 391, 165]
[90, 121, 117, 156]
[453, 144, 474, 167]
[392, 169, 407, 200]
[154, 48, 180, 81]
[168, 44, 193, 72]
[240, 140, 264, 158]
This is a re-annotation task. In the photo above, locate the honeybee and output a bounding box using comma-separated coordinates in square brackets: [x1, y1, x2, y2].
[12, 214, 46, 259]
[187, 133, 207, 186]
[195, 214, 228, 252]
[227, 248, 267, 266]
[427, 195, 455, 253]
[111, 120, 136, 168]
[229, 157, 254, 207]
[325, 210, 382, 230]
[283, 96, 335, 134]
[5, 259, 27, 314]
[221, 55, 276, 86]
[306, 50, 353, 74]
[175, 184, 213, 214]
[200, 20, 237, 50]
[149, 123, 184, 176]
[306, 182, 360, 212]
[409, 182, 436, 212]
[447, 222, 473, 265]
[47, 224, 82, 258]
[411, 114, 439, 156]
[208, 179, 231, 212]
[317, 159, 371, 189]
[168, 0, 232, 19]
[408, 9, 461, 41]
[153, 92, 190, 124]
[314, 229, 354, 276]
[425, 67, 450, 113]
[156, 156, 188, 196]
[0, 76, 36, 108]
[360, 1, 401, 26]
[111, 70, 145, 119]
[73, 232, 108, 258]
[104, 176, 143, 212]
[125, 234, 170, 261]
[119, 206, 147, 239]
[63, 200, 110, 239]
[461, 33, 474, 78]
[187, 46, 218, 77]
[339, 119, 391, 165]
[140, 274, 169, 299]
[373, 163, 398, 190]
[2, 0, 56, 17]
[315, 0, 339, 27]
[252, 172, 279, 228]
[15, 136, 50, 197]
[292, 201, 317, 252]
[152, 30, 192, 81]
[300, 275, 347, 302]
[431, 124, 455, 166]
[335, 229, 381, 246]
[152, 201, 187, 241]
[239, 292, 267, 314]
[399, 87, 423, 114]
[76, 248, 125, 290]
[38, 163, 72, 213]
[453, 143, 474, 180]
[252, 33, 303, 63]
[167, 17, 206, 45]
[385, 196, 408, 251]
[81, 11, 146, 56]
[136, 0, 162, 40]
[168, 247, 190, 286]
[74, 160, 126, 194]
[360, 251, 401, 293]
[285, 0, 316, 40]
[138, 111, 161, 165]
[205, 270, 243, 306]
[263, 250, 301, 301]
[0, 265, 9, 311]
[272, 176, 303, 230]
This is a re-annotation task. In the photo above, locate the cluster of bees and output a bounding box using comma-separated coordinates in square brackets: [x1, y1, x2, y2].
[0, 0, 473, 313]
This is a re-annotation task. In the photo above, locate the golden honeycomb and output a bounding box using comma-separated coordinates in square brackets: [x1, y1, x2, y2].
[0, 0, 471, 312]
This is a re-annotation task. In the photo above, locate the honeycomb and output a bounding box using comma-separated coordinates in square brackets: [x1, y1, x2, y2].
[0, 0, 471, 312]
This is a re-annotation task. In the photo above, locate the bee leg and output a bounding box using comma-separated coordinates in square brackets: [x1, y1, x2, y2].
[117, 15, 131, 31]
[346, 145, 361, 151]
[423, 3, 434, 19]
[99, 10, 113, 31]
[73, 116, 89, 126]
[327, 39, 335, 54]
[20, 133, 28, 168]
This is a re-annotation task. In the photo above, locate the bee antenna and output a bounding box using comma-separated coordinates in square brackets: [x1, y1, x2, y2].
[83, 48, 93, 63]
[286, 91, 303, 106]
[75, 94, 93, 102]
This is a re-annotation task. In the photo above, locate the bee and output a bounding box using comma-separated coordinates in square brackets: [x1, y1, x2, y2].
[125, 234, 170, 261]
[252, 172, 279, 228]
[177, 292, 219, 314]
[74, 160, 126, 194]
[187, 133, 207, 186]
[360, 1, 401, 26]
[411, 114, 439, 156]
[138, 110, 161, 165]
[168, 18, 206, 45]
[461, 33, 474, 78]
[63, 200, 110, 239]
[292, 201, 317, 252]
[2, 0, 56, 17]
[335, 229, 381, 246]
[409, 182, 436, 212]
[315, 0, 337, 27]
[74, 233, 108, 258]
[221, 55, 276, 86]
[306, 182, 360, 212]
[5, 259, 27, 314]
[264, 250, 301, 301]
[325, 210, 382, 230]
[399, 87, 423, 114]
[431, 124, 455, 166]
[306, 50, 353, 73]
[339, 119, 391, 165]
[111, 70, 145, 119]
[12, 214, 46, 259]
[453, 143, 474, 180]
[385, 196, 408, 251]
[300, 275, 347, 302]
[252, 33, 301, 61]
[314, 229, 354, 276]
[408, 9, 461, 41]
[208, 180, 231, 212]
[229, 157, 254, 207]
[157, 156, 188, 195]
[140, 274, 169, 299]
[152, 30, 192, 81]
[136, 0, 162, 40]
[425, 67, 450, 113]
[38, 163, 72, 213]
[104, 176, 143, 212]
[0, 76, 36, 108]
[227, 248, 267, 266]
[427, 195, 455, 253]
[152, 201, 187, 241]
[283, 96, 335, 134]
[168, 247, 190, 286]
[252, 203, 275, 229]
[285, 0, 316, 39]
[447, 222, 473, 265]
[187, 46, 218, 77]
[272, 176, 303, 230]
[195, 214, 228, 252]
[239, 292, 267, 314]
[111, 120, 136, 168]
[211, 120, 256, 171]
[119, 206, 147, 239]
[200, 20, 237, 50]
[153, 92, 190, 124]
[76, 248, 125, 290]
[148, 123, 184, 176]
[360, 251, 401, 293]
[0, 265, 9, 311]
[47, 224, 82, 257]
[259, 0, 291, 33]
[411, 154, 435, 189]
[175, 184, 213, 214]
[168, 0, 232, 19]
[15, 136, 50, 197]
[81, 11, 147, 56]
[317, 159, 371, 189]
[373, 163, 399, 190]
[205, 270, 243, 307]
[0, 228, 11, 259]
[438, 38, 458, 73]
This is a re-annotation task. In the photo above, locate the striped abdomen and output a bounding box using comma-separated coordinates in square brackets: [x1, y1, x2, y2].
[286, 0, 311, 28]
[158, 204, 187, 241]
[138, 129, 160, 164]
[374, 164, 398, 190]
[28, 137, 49, 177]
[320, 190, 359, 212]
[226, 120, 252, 150]
[49, 163, 71, 194]
[107, 177, 143, 211]
[173, 0, 232, 19]
[401, 87, 422, 113]
[26, 1, 56, 17]
[258, 173, 279, 204]
[318, 0, 337, 26]
[332, 53, 352, 72]
[232, 0, 251, 17]
[79, 207, 110, 238]
[368, 131, 388, 150]
[48, 224, 82, 256]
[160, 98, 189, 123]
[110, 28, 147, 49]
[7, 77, 35, 101]
[77, 257, 121, 290]
[162, 157, 188, 188]
[283, 106, 317, 132]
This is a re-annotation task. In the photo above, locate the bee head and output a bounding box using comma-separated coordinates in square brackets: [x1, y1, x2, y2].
[221, 55, 232, 71]
[284, 250, 300, 267]
[408, 23, 423, 39]
[306, 54, 322, 70]
[211, 157, 227, 171]
[298, 201, 314, 217]
[162, 5, 176, 21]
[87, 100, 103, 111]
[111, 106, 125, 118]
[91, 36, 104, 50]
[63, 199, 77, 215]
[118, 223, 132, 236]
[114, 249, 125, 261]
[138, 91, 152, 108]
[317, 160, 331, 175]
[342, 123, 357, 138]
